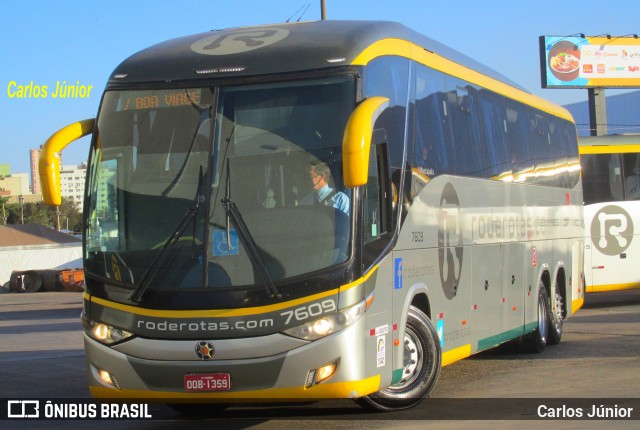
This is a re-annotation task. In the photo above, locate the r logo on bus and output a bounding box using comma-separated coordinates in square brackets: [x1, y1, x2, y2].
[191, 29, 290, 55]
[438, 183, 463, 300]
[591, 205, 634, 256]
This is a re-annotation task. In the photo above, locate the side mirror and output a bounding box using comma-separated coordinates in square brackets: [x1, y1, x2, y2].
[342, 97, 389, 187]
[39, 119, 95, 205]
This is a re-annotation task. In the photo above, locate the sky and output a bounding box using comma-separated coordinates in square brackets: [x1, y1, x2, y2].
[1, 0, 638, 175]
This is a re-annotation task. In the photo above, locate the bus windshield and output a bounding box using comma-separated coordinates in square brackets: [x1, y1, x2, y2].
[85, 76, 355, 293]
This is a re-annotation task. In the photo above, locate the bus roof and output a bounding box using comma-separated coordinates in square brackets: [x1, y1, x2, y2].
[579, 134, 640, 146]
[108, 20, 525, 90]
[578, 134, 640, 154]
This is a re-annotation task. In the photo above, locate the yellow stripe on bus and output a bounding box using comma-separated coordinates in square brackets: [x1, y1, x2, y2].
[441, 344, 472, 367]
[579, 144, 640, 155]
[351, 38, 574, 123]
[87, 265, 379, 319]
[586, 282, 640, 293]
[89, 374, 381, 400]
[572, 298, 584, 315]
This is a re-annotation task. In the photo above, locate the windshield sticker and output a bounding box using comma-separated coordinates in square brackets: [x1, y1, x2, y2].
[191, 28, 290, 56]
[213, 228, 239, 256]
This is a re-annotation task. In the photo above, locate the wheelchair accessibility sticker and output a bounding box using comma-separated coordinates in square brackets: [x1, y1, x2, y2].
[213, 229, 239, 256]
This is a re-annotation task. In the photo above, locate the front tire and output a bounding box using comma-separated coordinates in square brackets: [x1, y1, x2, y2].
[357, 306, 441, 411]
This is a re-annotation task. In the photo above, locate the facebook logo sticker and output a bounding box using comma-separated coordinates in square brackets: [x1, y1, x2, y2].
[394, 258, 403, 289]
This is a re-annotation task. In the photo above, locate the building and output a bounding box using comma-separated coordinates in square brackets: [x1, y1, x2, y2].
[30, 149, 41, 195]
[564, 90, 640, 136]
[60, 163, 87, 209]
[0, 174, 29, 196]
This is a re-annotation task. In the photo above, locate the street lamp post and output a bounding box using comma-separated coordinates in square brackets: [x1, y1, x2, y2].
[56, 206, 61, 231]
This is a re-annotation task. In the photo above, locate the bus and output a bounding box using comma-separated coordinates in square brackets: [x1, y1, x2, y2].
[39, 20, 584, 411]
[579, 134, 640, 293]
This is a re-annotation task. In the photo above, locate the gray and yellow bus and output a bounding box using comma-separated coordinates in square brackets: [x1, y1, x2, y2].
[40, 20, 584, 411]
[579, 134, 640, 293]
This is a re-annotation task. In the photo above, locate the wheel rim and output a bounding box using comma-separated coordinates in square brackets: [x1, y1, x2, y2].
[393, 326, 423, 389]
[553, 291, 564, 331]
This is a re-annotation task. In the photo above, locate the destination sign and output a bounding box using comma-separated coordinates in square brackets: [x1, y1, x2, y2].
[118, 89, 204, 111]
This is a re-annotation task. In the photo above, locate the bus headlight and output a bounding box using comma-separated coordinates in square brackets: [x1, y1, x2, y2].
[282, 300, 366, 340]
[82, 313, 134, 345]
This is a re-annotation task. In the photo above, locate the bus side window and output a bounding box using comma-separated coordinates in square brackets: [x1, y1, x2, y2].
[444, 78, 485, 177]
[477, 91, 509, 178]
[564, 123, 580, 188]
[365, 139, 390, 242]
[414, 64, 452, 179]
[505, 102, 534, 183]
[609, 154, 624, 201]
[363, 137, 392, 270]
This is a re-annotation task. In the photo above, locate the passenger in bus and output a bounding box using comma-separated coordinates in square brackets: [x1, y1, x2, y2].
[622, 155, 640, 200]
[625, 168, 640, 200]
[300, 162, 350, 214]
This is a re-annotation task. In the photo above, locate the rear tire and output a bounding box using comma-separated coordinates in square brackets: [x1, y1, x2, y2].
[356, 306, 441, 411]
[523, 282, 549, 353]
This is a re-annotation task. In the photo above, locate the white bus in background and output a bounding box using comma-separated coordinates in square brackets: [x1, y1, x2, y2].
[579, 134, 640, 292]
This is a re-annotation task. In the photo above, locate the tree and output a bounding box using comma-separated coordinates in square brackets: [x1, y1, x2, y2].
[0, 195, 9, 225]
[56, 198, 83, 232]
[3, 197, 82, 232]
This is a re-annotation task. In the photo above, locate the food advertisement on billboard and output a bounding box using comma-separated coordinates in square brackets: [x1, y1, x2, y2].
[540, 35, 640, 88]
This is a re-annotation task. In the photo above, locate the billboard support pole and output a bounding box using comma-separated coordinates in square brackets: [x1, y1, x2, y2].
[588, 87, 608, 136]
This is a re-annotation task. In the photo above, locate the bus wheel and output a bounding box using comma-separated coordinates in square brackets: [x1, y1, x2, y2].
[547, 289, 563, 345]
[356, 306, 441, 411]
[523, 282, 549, 353]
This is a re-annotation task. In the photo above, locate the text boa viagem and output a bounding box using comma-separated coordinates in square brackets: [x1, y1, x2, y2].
[7, 80, 93, 99]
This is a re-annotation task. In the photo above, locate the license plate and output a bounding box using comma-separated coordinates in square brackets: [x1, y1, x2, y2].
[184, 373, 231, 392]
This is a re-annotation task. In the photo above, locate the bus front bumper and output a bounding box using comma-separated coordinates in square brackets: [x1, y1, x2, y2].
[84, 319, 381, 401]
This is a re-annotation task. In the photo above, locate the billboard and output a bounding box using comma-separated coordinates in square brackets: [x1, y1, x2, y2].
[540, 35, 640, 88]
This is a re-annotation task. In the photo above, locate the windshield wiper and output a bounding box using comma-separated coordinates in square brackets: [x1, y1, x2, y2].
[129, 167, 204, 303]
[221, 159, 281, 299]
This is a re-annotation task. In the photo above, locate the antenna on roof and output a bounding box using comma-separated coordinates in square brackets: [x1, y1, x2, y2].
[297, 4, 311, 22]
[286, 5, 306, 23]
